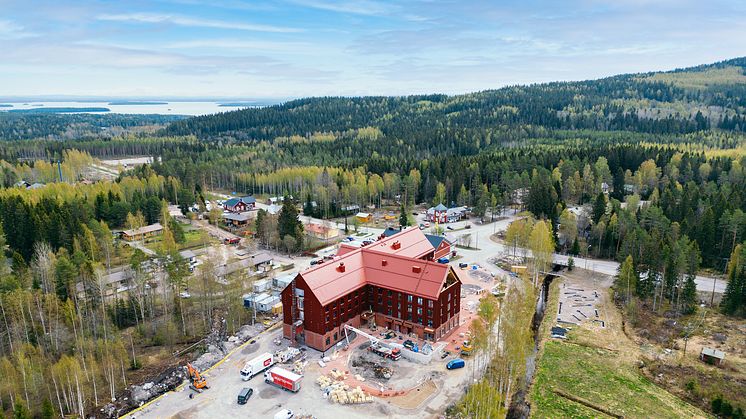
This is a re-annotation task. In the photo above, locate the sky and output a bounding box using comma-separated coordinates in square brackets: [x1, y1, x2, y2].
[1, 0, 745, 99]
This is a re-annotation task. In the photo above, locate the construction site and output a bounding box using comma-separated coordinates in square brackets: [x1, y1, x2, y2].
[116, 255, 503, 419]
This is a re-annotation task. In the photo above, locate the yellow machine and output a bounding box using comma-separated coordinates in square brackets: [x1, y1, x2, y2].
[460, 340, 473, 356]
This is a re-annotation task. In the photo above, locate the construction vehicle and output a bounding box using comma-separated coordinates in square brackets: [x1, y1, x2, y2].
[264, 367, 302, 392]
[186, 363, 209, 392]
[368, 343, 401, 360]
[240, 352, 275, 381]
[343, 324, 401, 361]
[460, 340, 473, 356]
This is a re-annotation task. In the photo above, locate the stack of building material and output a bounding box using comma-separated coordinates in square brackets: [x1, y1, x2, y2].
[329, 369, 346, 380]
[329, 385, 373, 404]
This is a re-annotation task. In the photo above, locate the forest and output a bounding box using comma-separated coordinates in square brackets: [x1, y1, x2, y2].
[0, 58, 744, 417]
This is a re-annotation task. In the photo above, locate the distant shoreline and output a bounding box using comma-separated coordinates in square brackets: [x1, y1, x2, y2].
[108, 101, 168, 105]
[7, 107, 111, 114]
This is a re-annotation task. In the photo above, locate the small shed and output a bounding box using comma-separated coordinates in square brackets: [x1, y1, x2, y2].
[355, 212, 372, 222]
[700, 347, 725, 366]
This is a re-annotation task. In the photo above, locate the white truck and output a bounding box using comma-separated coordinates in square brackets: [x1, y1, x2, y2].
[240, 352, 275, 381]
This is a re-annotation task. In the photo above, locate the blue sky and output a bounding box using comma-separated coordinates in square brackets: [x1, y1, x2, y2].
[1, 0, 745, 98]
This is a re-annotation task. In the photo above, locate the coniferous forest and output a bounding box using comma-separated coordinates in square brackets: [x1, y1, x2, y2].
[0, 57, 744, 417]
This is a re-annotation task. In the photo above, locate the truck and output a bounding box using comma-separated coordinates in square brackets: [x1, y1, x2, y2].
[264, 367, 302, 392]
[240, 352, 275, 381]
[368, 343, 401, 361]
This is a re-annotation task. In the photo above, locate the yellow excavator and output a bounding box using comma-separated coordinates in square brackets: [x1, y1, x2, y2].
[186, 363, 209, 393]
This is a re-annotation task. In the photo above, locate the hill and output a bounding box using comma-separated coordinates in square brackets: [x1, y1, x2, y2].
[164, 57, 746, 143]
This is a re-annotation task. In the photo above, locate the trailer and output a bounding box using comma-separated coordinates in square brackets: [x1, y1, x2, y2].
[264, 367, 302, 392]
[240, 352, 275, 381]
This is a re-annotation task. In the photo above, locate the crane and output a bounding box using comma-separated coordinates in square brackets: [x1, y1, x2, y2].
[186, 363, 209, 392]
[343, 324, 379, 346]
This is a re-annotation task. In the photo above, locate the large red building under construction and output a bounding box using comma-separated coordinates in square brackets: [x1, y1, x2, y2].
[281, 228, 462, 351]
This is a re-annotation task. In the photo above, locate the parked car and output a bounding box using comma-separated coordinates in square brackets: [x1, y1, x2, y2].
[381, 330, 396, 339]
[458, 262, 469, 269]
[237, 387, 253, 405]
[441, 350, 451, 359]
[424, 222, 430, 227]
[274, 409, 294, 419]
[447, 226, 454, 230]
[403, 340, 415, 350]
[446, 358, 465, 370]
[437, 257, 449, 264]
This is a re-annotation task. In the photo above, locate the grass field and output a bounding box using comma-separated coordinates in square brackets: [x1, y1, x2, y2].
[528, 270, 707, 419]
[530, 340, 706, 419]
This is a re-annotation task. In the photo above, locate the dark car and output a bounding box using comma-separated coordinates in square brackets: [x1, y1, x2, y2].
[403, 339, 416, 350]
[441, 350, 451, 359]
[237, 387, 253, 404]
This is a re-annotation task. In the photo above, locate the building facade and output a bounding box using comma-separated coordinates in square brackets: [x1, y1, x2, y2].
[281, 228, 462, 351]
[223, 196, 256, 212]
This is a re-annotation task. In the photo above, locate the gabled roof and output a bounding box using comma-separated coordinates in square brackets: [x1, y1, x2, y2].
[425, 234, 449, 249]
[224, 196, 255, 207]
[433, 203, 448, 211]
[122, 223, 163, 237]
[301, 227, 454, 306]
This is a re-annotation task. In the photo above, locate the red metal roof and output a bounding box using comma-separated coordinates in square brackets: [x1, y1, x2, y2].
[301, 228, 454, 306]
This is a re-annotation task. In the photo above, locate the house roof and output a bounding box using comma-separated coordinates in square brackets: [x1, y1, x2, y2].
[250, 253, 273, 266]
[382, 227, 400, 237]
[305, 223, 339, 236]
[224, 196, 255, 207]
[223, 212, 251, 222]
[122, 223, 163, 237]
[433, 203, 448, 211]
[266, 204, 281, 214]
[701, 347, 725, 359]
[356, 212, 371, 218]
[425, 234, 449, 249]
[300, 227, 451, 306]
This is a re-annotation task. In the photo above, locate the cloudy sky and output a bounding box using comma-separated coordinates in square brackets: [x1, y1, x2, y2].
[1, 0, 745, 98]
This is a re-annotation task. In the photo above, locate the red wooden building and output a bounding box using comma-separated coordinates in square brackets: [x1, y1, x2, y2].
[223, 196, 256, 213]
[281, 227, 462, 351]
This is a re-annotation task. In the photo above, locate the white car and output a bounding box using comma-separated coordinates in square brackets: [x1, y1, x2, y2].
[274, 409, 293, 419]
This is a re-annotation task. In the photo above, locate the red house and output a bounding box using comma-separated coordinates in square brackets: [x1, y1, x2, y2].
[281, 227, 462, 351]
[223, 196, 256, 213]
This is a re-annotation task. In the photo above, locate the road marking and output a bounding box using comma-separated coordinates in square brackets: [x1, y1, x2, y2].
[119, 321, 282, 418]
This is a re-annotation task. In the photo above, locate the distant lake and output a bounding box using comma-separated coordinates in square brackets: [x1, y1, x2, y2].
[0, 101, 275, 116]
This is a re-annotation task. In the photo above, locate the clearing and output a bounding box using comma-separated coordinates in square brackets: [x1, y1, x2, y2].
[529, 269, 707, 419]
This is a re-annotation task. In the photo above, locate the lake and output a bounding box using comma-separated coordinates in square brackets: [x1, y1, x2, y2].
[0, 100, 276, 116]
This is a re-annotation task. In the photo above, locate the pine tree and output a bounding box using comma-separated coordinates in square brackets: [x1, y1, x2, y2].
[592, 192, 607, 224]
[399, 203, 410, 227]
[721, 244, 745, 316]
[278, 195, 303, 246]
[13, 401, 30, 419]
[571, 237, 580, 255]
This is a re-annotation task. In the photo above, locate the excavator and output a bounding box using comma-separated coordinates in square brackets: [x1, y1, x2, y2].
[186, 363, 209, 393]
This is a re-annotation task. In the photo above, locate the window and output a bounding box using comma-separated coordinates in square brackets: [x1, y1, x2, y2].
[334, 332, 338, 341]
[387, 308, 392, 316]
[326, 337, 330, 345]
[378, 296, 382, 304]
[378, 288, 383, 295]
[407, 304, 412, 312]
[407, 295, 413, 303]
[407, 313, 412, 321]
[417, 297, 423, 305]
[427, 320, 433, 327]
[387, 290, 392, 297]
[448, 293, 452, 301]
[427, 309, 432, 317]
[397, 302, 401, 310]
[428, 300, 433, 308]
[417, 307, 422, 315]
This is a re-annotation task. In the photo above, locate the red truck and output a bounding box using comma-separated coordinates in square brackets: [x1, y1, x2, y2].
[264, 367, 302, 392]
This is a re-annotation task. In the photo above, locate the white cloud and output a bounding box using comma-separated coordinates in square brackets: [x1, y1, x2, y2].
[0, 19, 36, 39]
[288, 0, 392, 16]
[97, 13, 302, 33]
